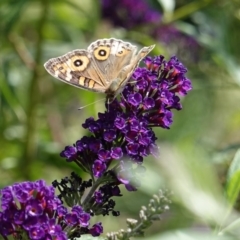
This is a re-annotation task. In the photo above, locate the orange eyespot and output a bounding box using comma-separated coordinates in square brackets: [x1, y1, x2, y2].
[93, 46, 110, 60]
[116, 48, 129, 57]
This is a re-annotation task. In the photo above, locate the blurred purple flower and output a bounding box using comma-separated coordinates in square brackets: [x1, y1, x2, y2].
[101, 0, 161, 28]
[100, 0, 201, 62]
[154, 25, 201, 62]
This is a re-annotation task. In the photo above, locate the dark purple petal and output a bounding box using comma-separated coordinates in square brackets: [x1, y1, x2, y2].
[129, 118, 140, 132]
[89, 222, 103, 237]
[56, 205, 68, 217]
[60, 146, 77, 161]
[110, 147, 123, 159]
[125, 131, 138, 143]
[125, 184, 137, 191]
[79, 212, 90, 227]
[98, 149, 111, 161]
[25, 200, 43, 217]
[65, 213, 78, 226]
[13, 210, 25, 225]
[89, 139, 102, 153]
[143, 97, 155, 110]
[111, 186, 121, 196]
[22, 217, 38, 230]
[116, 171, 137, 191]
[128, 93, 142, 106]
[94, 190, 103, 204]
[92, 160, 107, 178]
[126, 143, 139, 155]
[29, 226, 45, 239]
[82, 117, 100, 132]
[103, 129, 116, 142]
[47, 219, 65, 237]
[114, 116, 126, 130]
[0, 188, 14, 210]
[0, 221, 15, 236]
[71, 205, 83, 216]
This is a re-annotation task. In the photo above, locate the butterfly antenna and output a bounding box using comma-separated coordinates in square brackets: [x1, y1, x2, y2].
[78, 98, 105, 110]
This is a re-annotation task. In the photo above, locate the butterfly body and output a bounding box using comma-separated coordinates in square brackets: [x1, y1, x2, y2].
[44, 38, 155, 102]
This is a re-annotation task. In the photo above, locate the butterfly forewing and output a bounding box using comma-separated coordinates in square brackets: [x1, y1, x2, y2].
[44, 50, 107, 93]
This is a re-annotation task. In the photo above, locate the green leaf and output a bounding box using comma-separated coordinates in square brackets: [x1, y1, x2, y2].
[226, 149, 240, 206]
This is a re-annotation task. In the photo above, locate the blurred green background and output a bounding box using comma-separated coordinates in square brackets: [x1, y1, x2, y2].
[1, 0, 240, 239]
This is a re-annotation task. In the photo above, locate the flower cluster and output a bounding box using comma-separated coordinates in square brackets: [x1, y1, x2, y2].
[61, 55, 192, 190]
[0, 180, 103, 239]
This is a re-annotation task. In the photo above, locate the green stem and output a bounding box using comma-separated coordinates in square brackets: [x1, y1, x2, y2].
[20, 0, 48, 179]
[162, 0, 215, 24]
[82, 177, 103, 207]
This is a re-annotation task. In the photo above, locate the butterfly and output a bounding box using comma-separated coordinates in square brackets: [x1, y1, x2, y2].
[44, 38, 155, 103]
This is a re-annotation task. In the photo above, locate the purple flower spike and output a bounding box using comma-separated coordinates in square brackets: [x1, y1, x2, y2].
[60, 54, 192, 192]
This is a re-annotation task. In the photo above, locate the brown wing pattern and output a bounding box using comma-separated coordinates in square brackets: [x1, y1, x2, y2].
[105, 44, 155, 102]
[87, 38, 137, 84]
[44, 50, 107, 93]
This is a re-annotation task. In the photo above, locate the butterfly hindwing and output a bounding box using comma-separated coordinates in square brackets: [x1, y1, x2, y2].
[106, 45, 156, 101]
